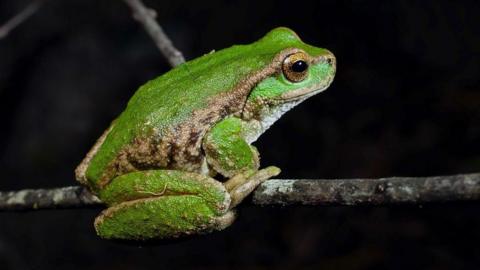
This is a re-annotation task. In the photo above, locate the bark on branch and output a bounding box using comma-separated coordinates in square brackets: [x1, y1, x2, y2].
[0, 186, 101, 210]
[253, 173, 480, 205]
[123, 0, 185, 67]
[1, 173, 479, 211]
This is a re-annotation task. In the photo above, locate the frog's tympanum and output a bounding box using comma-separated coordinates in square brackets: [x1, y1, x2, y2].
[76, 27, 336, 240]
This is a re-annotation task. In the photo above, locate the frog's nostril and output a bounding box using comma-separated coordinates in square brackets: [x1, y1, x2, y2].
[317, 52, 336, 68]
[325, 54, 336, 68]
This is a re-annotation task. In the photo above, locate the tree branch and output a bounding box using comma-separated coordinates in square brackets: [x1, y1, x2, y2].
[0, 0, 46, 39]
[123, 0, 185, 67]
[0, 186, 101, 210]
[253, 173, 480, 205]
[0, 173, 478, 211]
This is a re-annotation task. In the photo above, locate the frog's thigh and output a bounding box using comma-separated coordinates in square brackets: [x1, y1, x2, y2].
[94, 170, 235, 240]
[203, 117, 259, 178]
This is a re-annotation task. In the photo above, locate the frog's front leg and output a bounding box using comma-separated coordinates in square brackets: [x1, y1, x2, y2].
[94, 170, 236, 240]
[203, 116, 281, 208]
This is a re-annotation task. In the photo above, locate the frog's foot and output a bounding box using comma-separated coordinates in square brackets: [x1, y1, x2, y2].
[93, 170, 235, 240]
[224, 166, 281, 208]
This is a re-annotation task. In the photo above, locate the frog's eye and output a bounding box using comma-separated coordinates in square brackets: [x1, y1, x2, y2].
[282, 52, 309, 82]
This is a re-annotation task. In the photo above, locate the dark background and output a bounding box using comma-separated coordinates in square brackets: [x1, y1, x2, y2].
[0, 0, 479, 269]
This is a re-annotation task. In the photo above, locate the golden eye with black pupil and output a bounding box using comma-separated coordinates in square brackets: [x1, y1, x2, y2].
[282, 52, 309, 82]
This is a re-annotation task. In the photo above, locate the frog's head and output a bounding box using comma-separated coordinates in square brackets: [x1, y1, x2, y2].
[242, 27, 336, 137]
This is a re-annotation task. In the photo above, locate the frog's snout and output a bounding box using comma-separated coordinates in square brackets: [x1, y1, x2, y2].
[323, 51, 336, 70]
[320, 51, 336, 82]
[327, 54, 336, 69]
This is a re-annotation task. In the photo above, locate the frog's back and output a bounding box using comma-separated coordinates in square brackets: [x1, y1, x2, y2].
[76, 27, 326, 189]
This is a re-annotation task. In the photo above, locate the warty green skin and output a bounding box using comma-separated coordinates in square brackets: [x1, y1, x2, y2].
[75, 27, 336, 240]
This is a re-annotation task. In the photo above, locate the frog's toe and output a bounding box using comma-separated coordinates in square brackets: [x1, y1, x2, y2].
[228, 166, 281, 208]
[213, 210, 237, 231]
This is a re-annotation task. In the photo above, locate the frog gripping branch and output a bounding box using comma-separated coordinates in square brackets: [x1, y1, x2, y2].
[75, 27, 336, 240]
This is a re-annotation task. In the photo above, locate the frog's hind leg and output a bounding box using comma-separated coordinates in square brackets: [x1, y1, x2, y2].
[94, 170, 235, 240]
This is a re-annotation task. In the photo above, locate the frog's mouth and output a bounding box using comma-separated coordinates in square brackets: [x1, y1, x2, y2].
[272, 76, 334, 105]
[279, 82, 331, 102]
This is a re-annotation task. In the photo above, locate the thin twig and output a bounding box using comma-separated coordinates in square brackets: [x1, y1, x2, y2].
[0, 0, 45, 39]
[0, 173, 479, 211]
[123, 0, 185, 67]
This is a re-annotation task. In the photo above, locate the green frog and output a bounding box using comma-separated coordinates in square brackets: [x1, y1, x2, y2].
[75, 27, 336, 240]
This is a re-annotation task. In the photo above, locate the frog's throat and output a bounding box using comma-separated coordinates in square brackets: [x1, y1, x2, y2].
[242, 76, 333, 144]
